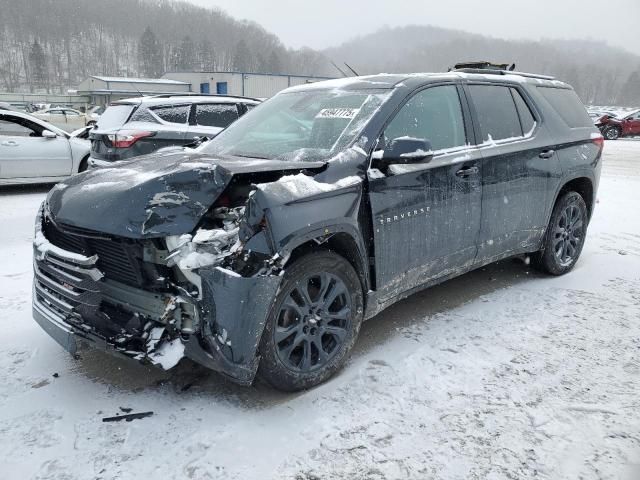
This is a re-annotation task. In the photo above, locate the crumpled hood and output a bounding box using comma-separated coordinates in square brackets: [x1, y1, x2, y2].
[46, 152, 324, 239]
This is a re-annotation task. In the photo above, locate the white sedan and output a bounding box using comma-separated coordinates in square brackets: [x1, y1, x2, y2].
[0, 110, 90, 185]
[31, 107, 89, 132]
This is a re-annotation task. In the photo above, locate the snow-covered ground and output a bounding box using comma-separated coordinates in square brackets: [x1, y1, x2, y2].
[1, 141, 639, 480]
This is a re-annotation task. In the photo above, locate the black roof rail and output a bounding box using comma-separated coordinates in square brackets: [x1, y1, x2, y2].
[145, 93, 263, 102]
[448, 61, 556, 81]
[452, 68, 556, 81]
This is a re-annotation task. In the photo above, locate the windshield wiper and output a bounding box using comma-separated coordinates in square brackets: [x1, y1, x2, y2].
[232, 153, 271, 160]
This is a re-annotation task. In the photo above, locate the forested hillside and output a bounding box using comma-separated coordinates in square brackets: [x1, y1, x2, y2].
[324, 25, 640, 105]
[1, 1, 638, 105]
[0, 0, 332, 93]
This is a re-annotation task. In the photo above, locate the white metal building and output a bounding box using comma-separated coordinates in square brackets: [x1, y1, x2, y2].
[77, 76, 192, 105]
[162, 71, 335, 98]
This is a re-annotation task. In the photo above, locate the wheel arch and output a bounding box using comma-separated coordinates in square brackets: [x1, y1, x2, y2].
[556, 176, 595, 219]
[78, 154, 90, 173]
[283, 228, 370, 299]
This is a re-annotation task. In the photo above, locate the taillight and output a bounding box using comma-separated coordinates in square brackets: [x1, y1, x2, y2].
[591, 132, 604, 151]
[107, 130, 154, 148]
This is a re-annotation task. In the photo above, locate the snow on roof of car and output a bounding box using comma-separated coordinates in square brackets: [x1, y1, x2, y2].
[91, 76, 190, 85]
[115, 95, 261, 106]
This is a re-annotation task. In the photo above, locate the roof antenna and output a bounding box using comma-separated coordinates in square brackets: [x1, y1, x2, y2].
[127, 79, 145, 99]
[344, 62, 359, 76]
[330, 61, 348, 77]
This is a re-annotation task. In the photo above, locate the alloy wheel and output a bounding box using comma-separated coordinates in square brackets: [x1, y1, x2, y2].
[274, 272, 351, 372]
[605, 128, 620, 140]
[552, 201, 584, 267]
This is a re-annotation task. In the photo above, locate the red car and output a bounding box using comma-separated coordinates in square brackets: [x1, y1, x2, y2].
[596, 109, 640, 140]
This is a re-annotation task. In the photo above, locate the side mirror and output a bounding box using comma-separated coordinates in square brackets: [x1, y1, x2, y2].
[42, 130, 57, 139]
[373, 137, 433, 170]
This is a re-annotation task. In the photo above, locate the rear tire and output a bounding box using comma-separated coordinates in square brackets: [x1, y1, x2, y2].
[258, 251, 363, 392]
[604, 126, 620, 140]
[533, 191, 588, 275]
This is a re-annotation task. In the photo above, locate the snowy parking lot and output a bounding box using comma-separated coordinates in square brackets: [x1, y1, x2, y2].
[1, 140, 639, 480]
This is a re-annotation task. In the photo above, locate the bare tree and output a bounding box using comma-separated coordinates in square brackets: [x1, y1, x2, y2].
[138, 27, 163, 77]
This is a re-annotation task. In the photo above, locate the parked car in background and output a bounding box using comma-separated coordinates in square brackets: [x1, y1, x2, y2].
[88, 94, 261, 168]
[86, 105, 104, 125]
[0, 102, 19, 112]
[32, 64, 602, 391]
[595, 109, 640, 139]
[70, 125, 93, 140]
[0, 110, 90, 185]
[32, 107, 88, 132]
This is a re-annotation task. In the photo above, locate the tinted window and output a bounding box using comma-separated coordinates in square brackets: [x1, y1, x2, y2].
[97, 105, 135, 129]
[195, 104, 239, 128]
[384, 85, 466, 151]
[537, 87, 592, 128]
[129, 107, 159, 124]
[152, 105, 190, 124]
[511, 89, 536, 134]
[469, 85, 522, 141]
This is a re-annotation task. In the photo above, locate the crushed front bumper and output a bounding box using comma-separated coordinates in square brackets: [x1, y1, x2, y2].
[32, 206, 282, 385]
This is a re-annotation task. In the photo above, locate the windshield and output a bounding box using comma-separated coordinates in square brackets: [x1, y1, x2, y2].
[200, 88, 390, 161]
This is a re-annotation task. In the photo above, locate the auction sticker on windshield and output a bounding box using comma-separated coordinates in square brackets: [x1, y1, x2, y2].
[315, 108, 360, 119]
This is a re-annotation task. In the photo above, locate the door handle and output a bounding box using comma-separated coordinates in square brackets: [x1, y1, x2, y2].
[1, 140, 18, 147]
[539, 149, 555, 159]
[455, 165, 479, 177]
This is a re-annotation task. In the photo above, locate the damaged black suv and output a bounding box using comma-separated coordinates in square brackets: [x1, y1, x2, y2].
[33, 65, 603, 391]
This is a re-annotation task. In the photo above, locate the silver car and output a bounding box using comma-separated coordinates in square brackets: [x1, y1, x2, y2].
[31, 107, 88, 132]
[0, 110, 90, 185]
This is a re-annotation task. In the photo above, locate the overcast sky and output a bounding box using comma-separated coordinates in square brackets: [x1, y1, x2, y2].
[188, 0, 640, 54]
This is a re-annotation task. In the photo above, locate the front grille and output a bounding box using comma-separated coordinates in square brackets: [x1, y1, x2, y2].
[43, 217, 144, 287]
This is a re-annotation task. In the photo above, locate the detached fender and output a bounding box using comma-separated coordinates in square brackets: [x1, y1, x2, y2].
[194, 267, 282, 384]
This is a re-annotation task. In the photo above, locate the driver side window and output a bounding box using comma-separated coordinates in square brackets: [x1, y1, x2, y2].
[384, 85, 467, 151]
[0, 117, 39, 137]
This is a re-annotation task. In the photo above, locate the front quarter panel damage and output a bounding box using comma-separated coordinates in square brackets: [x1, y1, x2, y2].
[241, 148, 369, 260]
[176, 158, 369, 383]
[192, 267, 281, 382]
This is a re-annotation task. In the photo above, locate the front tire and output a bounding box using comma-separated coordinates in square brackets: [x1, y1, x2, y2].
[604, 126, 621, 140]
[258, 251, 363, 391]
[533, 191, 588, 275]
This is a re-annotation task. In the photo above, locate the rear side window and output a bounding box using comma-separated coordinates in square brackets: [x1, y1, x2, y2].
[383, 85, 467, 151]
[195, 104, 239, 128]
[512, 90, 536, 134]
[469, 84, 522, 142]
[151, 105, 190, 124]
[537, 87, 592, 128]
[97, 105, 135, 129]
[129, 107, 158, 124]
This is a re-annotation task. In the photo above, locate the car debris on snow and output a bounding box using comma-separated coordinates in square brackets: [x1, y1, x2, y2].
[102, 412, 154, 423]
